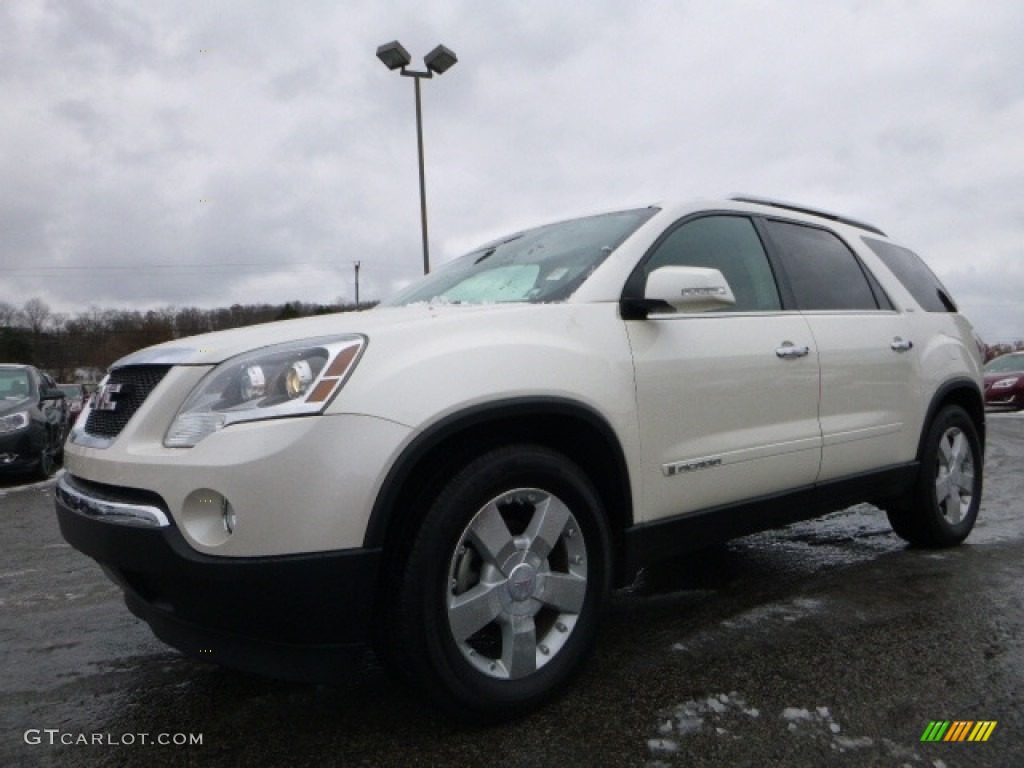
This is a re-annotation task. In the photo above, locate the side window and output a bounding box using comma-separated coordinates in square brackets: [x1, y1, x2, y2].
[643, 216, 782, 311]
[763, 220, 879, 311]
[862, 237, 957, 313]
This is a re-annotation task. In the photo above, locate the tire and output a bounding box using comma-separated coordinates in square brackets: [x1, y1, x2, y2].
[33, 444, 57, 481]
[887, 405, 982, 547]
[385, 444, 611, 723]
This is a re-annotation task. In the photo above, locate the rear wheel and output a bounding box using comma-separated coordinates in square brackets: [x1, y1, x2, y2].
[384, 444, 611, 723]
[887, 405, 982, 547]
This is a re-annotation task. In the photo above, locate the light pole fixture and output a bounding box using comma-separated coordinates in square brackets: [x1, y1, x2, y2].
[376, 40, 458, 275]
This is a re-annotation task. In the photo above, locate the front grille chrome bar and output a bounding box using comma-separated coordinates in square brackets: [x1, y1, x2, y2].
[57, 474, 170, 528]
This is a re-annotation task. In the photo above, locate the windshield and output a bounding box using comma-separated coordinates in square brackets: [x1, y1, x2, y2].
[386, 208, 657, 306]
[58, 384, 82, 397]
[985, 354, 1024, 373]
[0, 369, 32, 400]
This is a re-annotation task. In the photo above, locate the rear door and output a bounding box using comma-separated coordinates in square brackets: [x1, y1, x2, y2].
[759, 219, 917, 480]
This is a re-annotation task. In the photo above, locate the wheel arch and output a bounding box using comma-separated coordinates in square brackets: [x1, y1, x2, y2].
[364, 397, 635, 584]
[918, 378, 986, 459]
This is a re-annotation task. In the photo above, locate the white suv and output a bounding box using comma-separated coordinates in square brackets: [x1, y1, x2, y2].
[56, 196, 985, 722]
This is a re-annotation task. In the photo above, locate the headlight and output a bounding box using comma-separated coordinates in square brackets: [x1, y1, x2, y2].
[0, 410, 30, 434]
[992, 376, 1020, 389]
[164, 335, 366, 448]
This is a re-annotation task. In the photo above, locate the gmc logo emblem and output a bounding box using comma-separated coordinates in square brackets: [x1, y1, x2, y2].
[92, 383, 124, 412]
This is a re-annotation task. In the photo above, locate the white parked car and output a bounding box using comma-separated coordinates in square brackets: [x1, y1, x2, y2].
[57, 196, 985, 722]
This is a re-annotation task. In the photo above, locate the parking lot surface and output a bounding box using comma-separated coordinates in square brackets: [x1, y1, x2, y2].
[2, 414, 1022, 767]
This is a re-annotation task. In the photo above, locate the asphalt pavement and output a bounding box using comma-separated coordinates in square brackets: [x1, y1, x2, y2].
[1, 414, 1022, 767]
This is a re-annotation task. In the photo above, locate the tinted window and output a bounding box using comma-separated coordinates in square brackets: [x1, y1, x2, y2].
[862, 237, 957, 313]
[764, 221, 878, 311]
[642, 216, 781, 311]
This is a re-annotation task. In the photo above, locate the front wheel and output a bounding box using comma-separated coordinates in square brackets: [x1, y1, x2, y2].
[385, 445, 611, 723]
[33, 433, 59, 481]
[887, 405, 982, 547]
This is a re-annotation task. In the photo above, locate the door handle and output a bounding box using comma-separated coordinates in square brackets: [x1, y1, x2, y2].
[890, 337, 914, 352]
[776, 343, 810, 359]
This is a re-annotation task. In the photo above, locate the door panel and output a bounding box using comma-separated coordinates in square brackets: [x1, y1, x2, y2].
[627, 313, 822, 523]
[804, 312, 917, 480]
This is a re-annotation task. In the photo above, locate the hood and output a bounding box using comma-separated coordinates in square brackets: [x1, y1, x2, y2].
[0, 396, 31, 416]
[109, 303, 549, 369]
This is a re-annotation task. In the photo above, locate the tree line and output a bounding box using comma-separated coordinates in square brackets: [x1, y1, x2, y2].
[1, 296, 1021, 383]
[0, 297, 376, 382]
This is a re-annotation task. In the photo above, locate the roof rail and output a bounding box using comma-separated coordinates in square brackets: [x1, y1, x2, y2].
[730, 195, 886, 236]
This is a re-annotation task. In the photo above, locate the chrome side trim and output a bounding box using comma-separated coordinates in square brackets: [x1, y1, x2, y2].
[56, 474, 170, 528]
[663, 456, 723, 477]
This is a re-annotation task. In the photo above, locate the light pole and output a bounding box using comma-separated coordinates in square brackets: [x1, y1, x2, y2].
[376, 40, 458, 275]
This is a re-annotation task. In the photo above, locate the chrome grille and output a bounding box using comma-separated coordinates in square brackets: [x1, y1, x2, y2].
[84, 366, 171, 439]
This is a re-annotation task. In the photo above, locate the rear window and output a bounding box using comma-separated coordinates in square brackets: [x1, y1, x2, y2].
[763, 220, 879, 311]
[862, 237, 957, 313]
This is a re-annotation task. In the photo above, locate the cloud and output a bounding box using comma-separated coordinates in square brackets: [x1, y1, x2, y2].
[0, 0, 1021, 341]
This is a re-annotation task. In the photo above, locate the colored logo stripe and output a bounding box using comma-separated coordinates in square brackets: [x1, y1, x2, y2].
[969, 721, 997, 742]
[944, 721, 973, 741]
[920, 720, 996, 742]
[921, 721, 950, 742]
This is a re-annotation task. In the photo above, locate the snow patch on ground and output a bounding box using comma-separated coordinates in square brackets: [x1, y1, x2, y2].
[645, 696, 910, 764]
[779, 704, 882, 753]
[645, 691, 760, 760]
[719, 597, 825, 630]
[670, 597, 827, 657]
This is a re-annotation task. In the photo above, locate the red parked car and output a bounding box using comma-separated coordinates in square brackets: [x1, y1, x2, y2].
[984, 352, 1024, 410]
[57, 383, 89, 425]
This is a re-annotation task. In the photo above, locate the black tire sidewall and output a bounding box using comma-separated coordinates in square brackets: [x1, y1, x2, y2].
[399, 444, 611, 720]
[917, 405, 982, 544]
[34, 437, 56, 480]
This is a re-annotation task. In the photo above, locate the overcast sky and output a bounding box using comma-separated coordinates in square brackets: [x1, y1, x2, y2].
[2, 0, 1022, 341]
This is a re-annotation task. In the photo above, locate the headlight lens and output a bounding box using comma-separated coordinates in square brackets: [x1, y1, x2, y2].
[992, 376, 1019, 390]
[164, 335, 366, 448]
[0, 410, 30, 434]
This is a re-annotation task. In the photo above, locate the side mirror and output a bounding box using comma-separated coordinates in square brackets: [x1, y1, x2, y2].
[644, 266, 736, 313]
[41, 389, 65, 402]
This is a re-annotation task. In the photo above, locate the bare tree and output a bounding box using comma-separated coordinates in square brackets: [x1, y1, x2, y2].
[22, 298, 51, 335]
[0, 301, 17, 328]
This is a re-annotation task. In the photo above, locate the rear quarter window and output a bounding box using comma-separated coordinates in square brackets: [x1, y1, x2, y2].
[862, 237, 958, 313]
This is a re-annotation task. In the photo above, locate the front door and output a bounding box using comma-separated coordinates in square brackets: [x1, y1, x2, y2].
[625, 215, 822, 523]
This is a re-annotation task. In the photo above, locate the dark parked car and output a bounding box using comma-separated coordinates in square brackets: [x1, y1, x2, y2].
[57, 383, 89, 425]
[0, 364, 68, 479]
[984, 352, 1024, 410]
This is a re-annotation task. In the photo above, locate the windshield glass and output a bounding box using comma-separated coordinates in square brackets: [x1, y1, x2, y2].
[386, 208, 657, 306]
[985, 354, 1024, 373]
[0, 369, 32, 400]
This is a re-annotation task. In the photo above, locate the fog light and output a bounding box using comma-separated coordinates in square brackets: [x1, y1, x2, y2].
[182, 489, 236, 547]
[222, 498, 237, 534]
[285, 360, 313, 398]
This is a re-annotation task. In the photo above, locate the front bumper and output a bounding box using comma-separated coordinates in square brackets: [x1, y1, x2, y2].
[0, 428, 41, 473]
[56, 473, 381, 682]
[985, 388, 1024, 409]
